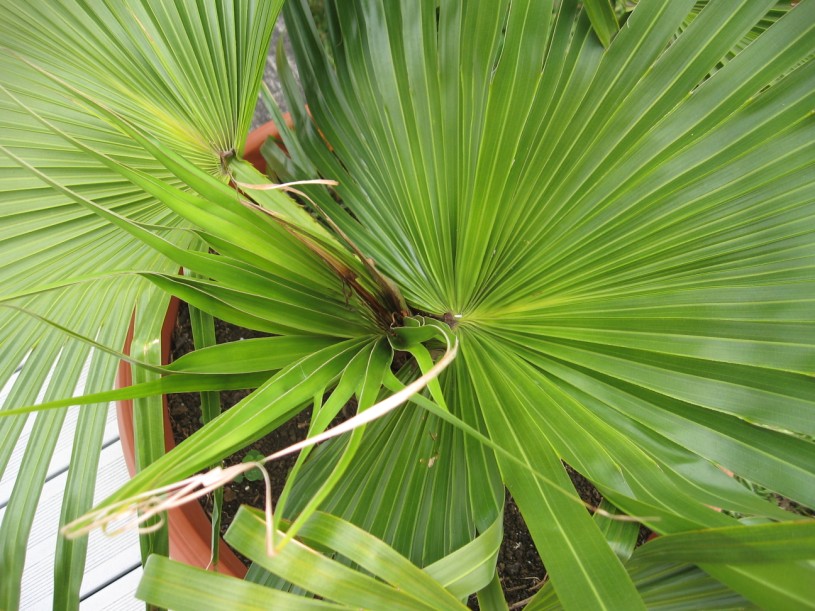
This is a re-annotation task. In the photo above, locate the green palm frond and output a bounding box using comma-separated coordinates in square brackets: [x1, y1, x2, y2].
[0, 1, 281, 607]
[271, 0, 815, 606]
[1, 0, 814, 609]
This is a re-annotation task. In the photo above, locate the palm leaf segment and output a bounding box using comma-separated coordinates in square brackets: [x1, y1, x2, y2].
[1, 0, 814, 609]
[274, 0, 815, 607]
[0, 0, 279, 608]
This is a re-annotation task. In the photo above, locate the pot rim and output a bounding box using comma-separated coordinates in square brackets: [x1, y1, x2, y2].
[115, 119, 290, 577]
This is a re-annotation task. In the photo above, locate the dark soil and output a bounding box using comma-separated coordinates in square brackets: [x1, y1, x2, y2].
[480, 471, 605, 610]
[167, 304, 306, 566]
[166, 303, 644, 607]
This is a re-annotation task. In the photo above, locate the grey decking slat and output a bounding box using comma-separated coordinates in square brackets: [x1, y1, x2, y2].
[0, 361, 121, 508]
[0, 442, 140, 609]
[81, 565, 144, 610]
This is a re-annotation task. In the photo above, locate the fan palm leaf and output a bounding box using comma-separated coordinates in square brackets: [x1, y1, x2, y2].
[0, 0, 282, 607]
[1, 0, 813, 609]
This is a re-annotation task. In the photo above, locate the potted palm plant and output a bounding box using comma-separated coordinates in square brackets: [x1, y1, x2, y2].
[2, 0, 814, 609]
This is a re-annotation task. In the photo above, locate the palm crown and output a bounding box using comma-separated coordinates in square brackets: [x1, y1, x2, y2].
[1, 0, 814, 609]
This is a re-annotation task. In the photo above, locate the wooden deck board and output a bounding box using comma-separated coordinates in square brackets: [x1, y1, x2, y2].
[81, 566, 144, 610]
[0, 405, 120, 508]
[0, 441, 141, 609]
[1, 364, 141, 609]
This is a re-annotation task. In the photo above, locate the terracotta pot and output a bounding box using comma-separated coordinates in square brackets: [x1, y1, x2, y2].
[242, 115, 293, 174]
[116, 298, 248, 576]
[116, 119, 291, 576]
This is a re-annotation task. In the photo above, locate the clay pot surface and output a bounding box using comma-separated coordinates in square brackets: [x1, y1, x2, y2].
[116, 120, 290, 576]
[116, 298, 246, 576]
